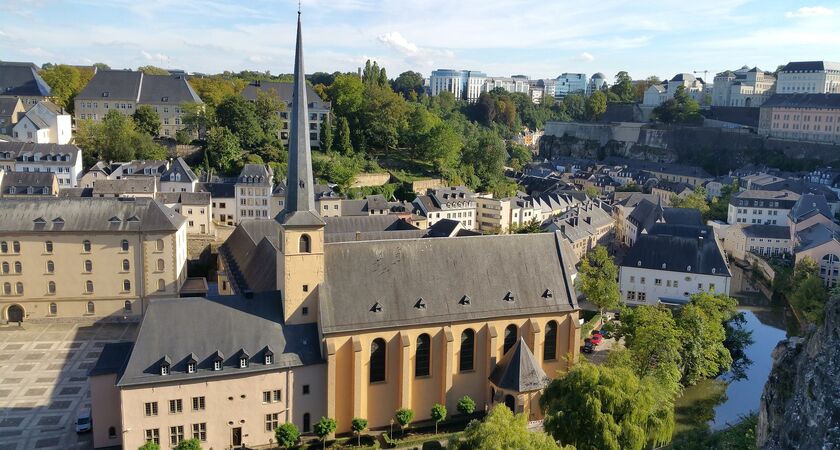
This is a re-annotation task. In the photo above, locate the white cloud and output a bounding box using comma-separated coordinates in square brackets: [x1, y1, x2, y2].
[785, 6, 834, 18]
[248, 55, 273, 63]
[377, 32, 419, 55]
[141, 50, 171, 63]
[576, 52, 595, 62]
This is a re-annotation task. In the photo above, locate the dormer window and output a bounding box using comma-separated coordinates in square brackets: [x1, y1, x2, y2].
[265, 354, 273, 365]
[213, 360, 222, 371]
[160, 361, 170, 376]
[239, 357, 248, 368]
[102, 92, 109, 97]
[187, 362, 196, 374]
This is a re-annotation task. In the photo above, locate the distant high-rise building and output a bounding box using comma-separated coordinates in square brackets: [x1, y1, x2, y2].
[555, 73, 587, 98]
[587, 73, 608, 95]
[776, 61, 840, 94]
[429, 69, 486, 102]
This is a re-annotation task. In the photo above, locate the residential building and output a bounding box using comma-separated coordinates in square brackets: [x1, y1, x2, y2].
[758, 93, 840, 144]
[475, 193, 542, 233]
[651, 180, 694, 206]
[0, 142, 83, 187]
[619, 223, 731, 305]
[544, 201, 614, 259]
[554, 73, 587, 98]
[587, 73, 607, 95]
[235, 164, 273, 221]
[612, 192, 658, 245]
[79, 160, 168, 188]
[712, 66, 776, 107]
[622, 198, 663, 247]
[723, 224, 791, 260]
[429, 69, 486, 102]
[0, 62, 52, 108]
[643, 73, 706, 107]
[156, 192, 213, 235]
[12, 100, 72, 144]
[643, 84, 668, 107]
[198, 182, 236, 227]
[0, 97, 26, 135]
[413, 186, 477, 230]
[0, 171, 58, 197]
[0, 197, 187, 322]
[90, 17, 581, 449]
[74, 71, 203, 137]
[241, 80, 331, 148]
[92, 178, 158, 198]
[776, 61, 840, 94]
[602, 157, 712, 187]
[160, 157, 198, 193]
[727, 190, 800, 225]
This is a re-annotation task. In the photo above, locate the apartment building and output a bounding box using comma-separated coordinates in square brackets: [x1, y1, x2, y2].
[712, 66, 776, 107]
[0, 61, 52, 108]
[157, 192, 213, 235]
[758, 94, 840, 144]
[0, 197, 187, 322]
[0, 142, 83, 187]
[429, 69, 486, 102]
[722, 224, 792, 260]
[0, 171, 58, 197]
[74, 71, 203, 137]
[79, 160, 168, 188]
[776, 61, 840, 94]
[235, 164, 274, 221]
[544, 202, 614, 259]
[475, 193, 542, 233]
[12, 100, 72, 144]
[240, 81, 331, 149]
[160, 157, 198, 193]
[413, 186, 477, 230]
[198, 182, 236, 227]
[0, 97, 26, 135]
[727, 190, 800, 225]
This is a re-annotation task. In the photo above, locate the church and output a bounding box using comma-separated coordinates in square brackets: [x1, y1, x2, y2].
[89, 13, 581, 450]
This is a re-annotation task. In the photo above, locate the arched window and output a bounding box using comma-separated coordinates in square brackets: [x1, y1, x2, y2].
[1, 262, 8, 274]
[503, 324, 517, 354]
[85, 280, 94, 293]
[84, 260, 92, 272]
[121, 239, 129, 251]
[15, 282, 23, 295]
[303, 413, 311, 433]
[544, 320, 558, 361]
[46, 260, 54, 273]
[82, 240, 91, 252]
[415, 334, 431, 377]
[123, 280, 131, 291]
[157, 279, 165, 291]
[459, 329, 475, 372]
[122, 259, 130, 271]
[45, 241, 53, 253]
[156, 239, 164, 251]
[157, 259, 164, 271]
[87, 301, 95, 314]
[0, 241, 7, 253]
[48, 281, 56, 294]
[370, 338, 386, 383]
[12, 241, 19, 253]
[299, 234, 311, 253]
[49, 302, 57, 314]
[2, 283, 10, 295]
[13, 262, 21, 273]
[124, 300, 132, 312]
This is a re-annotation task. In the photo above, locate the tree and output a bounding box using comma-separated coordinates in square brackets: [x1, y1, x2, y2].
[615, 305, 682, 391]
[132, 105, 161, 137]
[507, 142, 533, 171]
[652, 86, 702, 124]
[610, 71, 635, 103]
[188, 76, 247, 108]
[215, 95, 265, 151]
[510, 219, 543, 234]
[329, 73, 365, 118]
[430, 404, 447, 434]
[319, 116, 333, 152]
[789, 274, 829, 324]
[577, 246, 620, 315]
[254, 90, 285, 146]
[670, 186, 710, 218]
[456, 396, 476, 416]
[39, 64, 89, 111]
[275, 423, 300, 449]
[585, 91, 608, 121]
[455, 404, 568, 450]
[75, 110, 166, 163]
[314, 416, 337, 450]
[175, 129, 192, 145]
[394, 408, 414, 436]
[351, 417, 368, 447]
[392, 71, 425, 99]
[137, 65, 170, 75]
[138, 442, 160, 450]
[173, 439, 202, 450]
[335, 116, 353, 155]
[563, 94, 586, 121]
[93, 62, 111, 71]
[205, 126, 241, 174]
[676, 292, 738, 385]
[584, 186, 600, 199]
[541, 362, 675, 450]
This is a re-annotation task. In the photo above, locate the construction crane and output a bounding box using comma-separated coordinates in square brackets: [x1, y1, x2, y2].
[693, 70, 710, 82]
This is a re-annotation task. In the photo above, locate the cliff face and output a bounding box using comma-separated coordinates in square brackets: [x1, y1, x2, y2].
[757, 298, 840, 449]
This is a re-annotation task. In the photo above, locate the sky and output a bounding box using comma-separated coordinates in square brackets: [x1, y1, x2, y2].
[1, 0, 840, 81]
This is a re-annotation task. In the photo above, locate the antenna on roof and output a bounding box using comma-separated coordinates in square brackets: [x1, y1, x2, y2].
[298, 0, 301, 14]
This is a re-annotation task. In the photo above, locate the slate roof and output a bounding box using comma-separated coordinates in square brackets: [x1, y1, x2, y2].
[241, 80, 330, 110]
[623, 225, 730, 276]
[57, 187, 93, 198]
[92, 178, 156, 195]
[602, 157, 712, 180]
[221, 220, 281, 293]
[627, 199, 663, 232]
[0, 97, 22, 116]
[0, 197, 185, 232]
[160, 157, 197, 183]
[781, 61, 840, 72]
[762, 94, 840, 110]
[156, 191, 211, 206]
[117, 296, 322, 387]
[76, 71, 202, 104]
[237, 164, 273, 186]
[742, 224, 791, 240]
[89, 342, 133, 377]
[1, 172, 55, 195]
[0, 62, 51, 97]
[197, 182, 235, 198]
[662, 208, 702, 227]
[0, 142, 81, 165]
[790, 194, 832, 223]
[319, 232, 578, 334]
[488, 338, 550, 393]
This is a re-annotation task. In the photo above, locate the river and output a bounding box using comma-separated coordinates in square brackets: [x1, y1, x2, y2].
[674, 267, 792, 435]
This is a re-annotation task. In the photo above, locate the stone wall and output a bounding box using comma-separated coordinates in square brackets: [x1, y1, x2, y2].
[351, 172, 391, 188]
[410, 178, 447, 194]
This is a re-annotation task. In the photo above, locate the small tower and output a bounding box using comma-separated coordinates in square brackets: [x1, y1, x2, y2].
[276, 11, 325, 325]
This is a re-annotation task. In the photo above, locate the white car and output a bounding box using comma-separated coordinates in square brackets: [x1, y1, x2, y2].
[75, 409, 92, 433]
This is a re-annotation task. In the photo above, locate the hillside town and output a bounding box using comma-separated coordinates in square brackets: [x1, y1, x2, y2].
[1, 3, 840, 450]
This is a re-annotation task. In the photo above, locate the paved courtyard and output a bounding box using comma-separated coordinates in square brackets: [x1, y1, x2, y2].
[0, 321, 137, 450]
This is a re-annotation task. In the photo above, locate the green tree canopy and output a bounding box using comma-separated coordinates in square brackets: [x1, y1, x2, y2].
[319, 115, 333, 152]
[137, 65, 170, 75]
[132, 105, 161, 137]
[188, 76, 247, 108]
[610, 71, 635, 103]
[585, 91, 608, 121]
[577, 246, 620, 315]
[75, 111, 166, 163]
[313, 416, 337, 449]
[328, 73, 364, 119]
[615, 305, 682, 391]
[392, 71, 425, 99]
[138, 442, 160, 450]
[563, 94, 586, 121]
[676, 292, 738, 385]
[351, 417, 368, 446]
[507, 142, 533, 171]
[214, 95, 265, 151]
[173, 438, 202, 450]
[653, 86, 702, 124]
[431, 403, 447, 434]
[455, 403, 570, 450]
[669, 186, 711, 218]
[334, 116, 353, 155]
[456, 395, 476, 415]
[790, 273, 829, 324]
[275, 423, 300, 449]
[394, 408, 414, 434]
[205, 126, 241, 174]
[39, 64, 94, 112]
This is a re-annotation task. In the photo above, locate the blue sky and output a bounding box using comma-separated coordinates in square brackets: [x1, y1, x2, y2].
[1, 0, 839, 81]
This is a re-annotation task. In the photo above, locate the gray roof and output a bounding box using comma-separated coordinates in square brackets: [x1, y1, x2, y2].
[241, 81, 330, 111]
[488, 338, 550, 393]
[117, 296, 322, 387]
[781, 61, 840, 73]
[197, 182, 235, 199]
[237, 164, 273, 186]
[742, 224, 791, 240]
[221, 220, 281, 293]
[1, 172, 55, 195]
[323, 215, 417, 235]
[628, 199, 663, 231]
[319, 232, 578, 334]
[790, 194, 832, 223]
[602, 157, 712, 180]
[762, 94, 840, 110]
[156, 191, 211, 206]
[662, 208, 702, 227]
[0, 142, 80, 165]
[160, 157, 197, 183]
[795, 223, 840, 252]
[0, 62, 51, 97]
[623, 225, 730, 277]
[0, 197, 185, 232]
[76, 71, 201, 104]
[730, 189, 800, 208]
[0, 97, 22, 116]
[57, 187, 93, 198]
[89, 342, 133, 377]
[92, 178, 156, 195]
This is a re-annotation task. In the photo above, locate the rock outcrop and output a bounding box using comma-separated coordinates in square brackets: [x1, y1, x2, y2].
[757, 298, 840, 449]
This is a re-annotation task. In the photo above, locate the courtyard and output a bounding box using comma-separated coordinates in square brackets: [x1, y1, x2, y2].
[0, 321, 137, 450]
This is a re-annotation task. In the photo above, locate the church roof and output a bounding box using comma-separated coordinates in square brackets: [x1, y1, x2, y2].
[488, 337, 551, 393]
[319, 232, 578, 334]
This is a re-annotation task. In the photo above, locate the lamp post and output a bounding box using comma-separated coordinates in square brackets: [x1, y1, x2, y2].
[389, 419, 394, 438]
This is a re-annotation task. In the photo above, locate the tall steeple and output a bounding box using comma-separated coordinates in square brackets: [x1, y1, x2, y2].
[278, 10, 323, 226]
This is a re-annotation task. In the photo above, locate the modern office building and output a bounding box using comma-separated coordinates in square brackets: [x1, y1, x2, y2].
[776, 61, 840, 94]
[429, 69, 487, 102]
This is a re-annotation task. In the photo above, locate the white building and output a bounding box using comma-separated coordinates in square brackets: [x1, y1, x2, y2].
[555, 73, 587, 98]
[712, 66, 776, 107]
[727, 190, 800, 226]
[475, 193, 542, 233]
[587, 73, 607, 95]
[12, 101, 72, 144]
[0, 142, 83, 188]
[620, 224, 731, 305]
[776, 61, 840, 94]
[643, 73, 706, 107]
[429, 69, 486, 102]
[413, 186, 477, 230]
[234, 164, 274, 221]
[159, 157, 198, 193]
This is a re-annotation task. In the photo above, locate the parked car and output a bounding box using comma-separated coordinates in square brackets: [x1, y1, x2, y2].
[75, 408, 91, 433]
[589, 332, 603, 346]
[582, 338, 594, 354]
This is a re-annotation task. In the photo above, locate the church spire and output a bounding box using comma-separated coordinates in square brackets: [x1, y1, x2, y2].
[281, 10, 320, 223]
